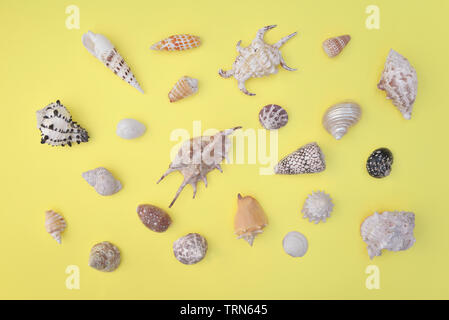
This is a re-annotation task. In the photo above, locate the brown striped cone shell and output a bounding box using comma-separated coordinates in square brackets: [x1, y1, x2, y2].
[45, 210, 66, 244]
[259, 104, 288, 130]
[157, 127, 241, 208]
[274, 142, 326, 175]
[82, 167, 122, 196]
[88, 241, 121, 272]
[150, 34, 201, 51]
[137, 204, 172, 232]
[219, 25, 297, 96]
[168, 76, 198, 102]
[234, 194, 268, 246]
[36, 100, 89, 147]
[173, 233, 208, 265]
[377, 49, 417, 120]
[322, 35, 351, 58]
[322, 102, 361, 140]
[82, 31, 143, 93]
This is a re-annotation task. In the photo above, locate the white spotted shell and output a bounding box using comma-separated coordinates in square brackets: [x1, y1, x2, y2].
[116, 119, 146, 139]
[283, 231, 308, 257]
[301, 191, 334, 224]
[259, 104, 288, 130]
[82, 167, 122, 196]
[322, 102, 361, 140]
[274, 142, 326, 175]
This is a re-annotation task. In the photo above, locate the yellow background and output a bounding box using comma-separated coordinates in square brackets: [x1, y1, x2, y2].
[1, 0, 448, 299]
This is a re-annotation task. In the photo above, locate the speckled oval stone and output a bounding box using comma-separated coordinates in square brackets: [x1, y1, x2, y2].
[173, 233, 207, 265]
[366, 148, 393, 178]
[258, 104, 288, 130]
[116, 119, 146, 139]
[88, 241, 121, 272]
[137, 204, 172, 232]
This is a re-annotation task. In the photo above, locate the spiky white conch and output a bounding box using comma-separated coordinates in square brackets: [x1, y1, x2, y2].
[301, 191, 334, 224]
[157, 127, 241, 207]
[219, 25, 297, 96]
[82, 31, 144, 93]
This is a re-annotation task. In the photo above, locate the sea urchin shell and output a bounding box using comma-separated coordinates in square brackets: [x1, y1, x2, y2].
[301, 191, 334, 224]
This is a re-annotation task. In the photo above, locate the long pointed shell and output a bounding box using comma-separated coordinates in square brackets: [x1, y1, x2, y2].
[322, 102, 361, 140]
[45, 210, 66, 244]
[274, 142, 326, 175]
[82, 167, 122, 196]
[322, 35, 351, 57]
[168, 76, 198, 102]
[234, 194, 268, 246]
[36, 100, 89, 147]
[377, 49, 417, 120]
[82, 31, 143, 93]
[151, 34, 201, 51]
[301, 191, 334, 224]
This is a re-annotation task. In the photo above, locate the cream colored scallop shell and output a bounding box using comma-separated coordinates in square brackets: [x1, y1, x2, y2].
[283, 231, 308, 257]
[322, 102, 361, 140]
[301, 191, 334, 224]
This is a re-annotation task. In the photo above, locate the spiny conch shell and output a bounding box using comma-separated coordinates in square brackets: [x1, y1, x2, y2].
[82, 31, 143, 93]
[82, 167, 122, 196]
[322, 102, 361, 140]
[45, 210, 66, 244]
[173, 233, 208, 265]
[259, 104, 289, 130]
[36, 100, 89, 147]
[301, 191, 334, 224]
[283, 231, 308, 257]
[274, 142, 326, 175]
[234, 194, 268, 246]
[157, 127, 241, 208]
[88, 241, 121, 272]
[377, 49, 418, 120]
[150, 34, 201, 51]
[168, 76, 198, 102]
[361, 211, 416, 259]
[219, 25, 297, 96]
[116, 119, 146, 139]
[322, 35, 351, 58]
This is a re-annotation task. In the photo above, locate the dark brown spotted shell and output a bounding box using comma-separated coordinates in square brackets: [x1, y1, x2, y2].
[258, 104, 289, 130]
[137, 204, 172, 232]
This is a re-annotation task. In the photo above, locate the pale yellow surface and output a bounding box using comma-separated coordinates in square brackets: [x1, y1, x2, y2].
[0, 0, 448, 299]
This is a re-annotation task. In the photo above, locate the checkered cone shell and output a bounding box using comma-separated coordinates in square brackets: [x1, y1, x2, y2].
[274, 142, 326, 174]
[168, 76, 198, 102]
[150, 34, 201, 51]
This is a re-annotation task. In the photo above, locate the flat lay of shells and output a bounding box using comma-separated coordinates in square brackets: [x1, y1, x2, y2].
[39, 24, 420, 273]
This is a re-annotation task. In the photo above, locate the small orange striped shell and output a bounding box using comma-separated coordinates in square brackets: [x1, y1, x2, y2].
[150, 34, 201, 51]
[322, 35, 351, 58]
[168, 76, 198, 102]
[45, 210, 66, 244]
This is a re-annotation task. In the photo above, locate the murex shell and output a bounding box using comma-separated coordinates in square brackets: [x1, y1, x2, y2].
[82, 31, 143, 93]
[283, 231, 308, 258]
[322, 102, 361, 140]
[366, 148, 393, 178]
[168, 76, 198, 102]
[378, 49, 417, 120]
[45, 210, 66, 244]
[88, 241, 121, 272]
[82, 167, 122, 196]
[361, 211, 416, 259]
[219, 25, 297, 96]
[36, 100, 89, 147]
[322, 35, 351, 58]
[301, 191, 334, 224]
[150, 34, 201, 51]
[137, 204, 172, 233]
[116, 118, 146, 139]
[157, 127, 241, 207]
[259, 104, 288, 130]
[173, 233, 208, 265]
[274, 142, 326, 175]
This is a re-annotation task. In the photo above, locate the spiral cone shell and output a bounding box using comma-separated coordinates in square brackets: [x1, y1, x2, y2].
[45, 210, 66, 244]
[322, 35, 351, 58]
[82, 31, 143, 93]
[150, 34, 201, 51]
[168, 76, 198, 102]
[322, 102, 361, 140]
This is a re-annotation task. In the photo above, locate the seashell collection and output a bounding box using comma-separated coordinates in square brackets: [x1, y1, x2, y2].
[361, 211, 416, 259]
[234, 194, 268, 246]
[39, 22, 420, 274]
[219, 25, 297, 96]
[258, 104, 289, 130]
[37, 100, 89, 147]
[322, 102, 361, 140]
[378, 49, 418, 120]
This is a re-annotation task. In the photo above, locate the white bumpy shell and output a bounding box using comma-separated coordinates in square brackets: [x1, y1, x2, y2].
[301, 191, 334, 223]
[361, 211, 416, 259]
[82, 167, 122, 196]
[377, 49, 417, 120]
[322, 102, 361, 140]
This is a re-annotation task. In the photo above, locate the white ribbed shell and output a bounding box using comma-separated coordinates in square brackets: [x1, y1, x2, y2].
[168, 76, 198, 102]
[283, 231, 308, 257]
[301, 191, 334, 224]
[322, 102, 361, 140]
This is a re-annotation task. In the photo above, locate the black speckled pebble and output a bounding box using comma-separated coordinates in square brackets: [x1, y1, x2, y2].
[366, 148, 393, 178]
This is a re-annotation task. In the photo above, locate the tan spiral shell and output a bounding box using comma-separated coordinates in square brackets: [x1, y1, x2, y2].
[168, 76, 198, 102]
[88, 241, 121, 272]
[322, 102, 362, 140]
[322, 35, 351, 58]
[45, 210, 66, 244]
